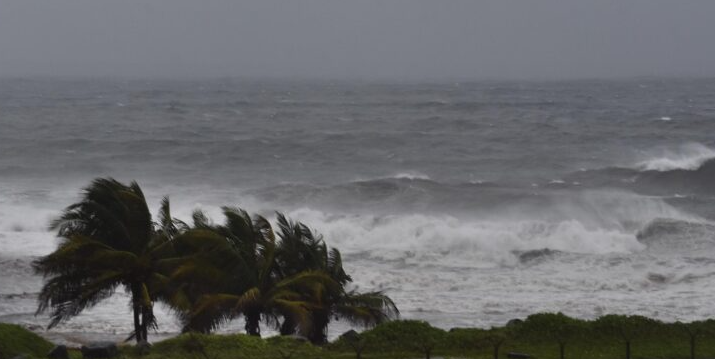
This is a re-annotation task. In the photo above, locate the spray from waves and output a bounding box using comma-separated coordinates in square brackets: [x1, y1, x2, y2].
[0, 204, 58, 234]
[280, 192, 704, 269]
[635, 143, 715, 171]
[285, 210, 643, 268]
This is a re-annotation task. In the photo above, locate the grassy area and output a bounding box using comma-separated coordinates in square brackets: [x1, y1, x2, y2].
[325, 314, 715, 359]
[4, 314, 715, 359]
[130, 333, 324, 359]
[0, 323, 54, 359]
[122, 314, 715, 359]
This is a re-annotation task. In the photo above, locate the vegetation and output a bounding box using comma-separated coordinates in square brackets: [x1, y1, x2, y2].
[33, 179, 185, 343]
[0, 323, 54, 359]
[674, 320, 713, 359]
[33, 178, 398, 344]
[518, 313, 582, 359]
[6, 304, 715, 359]
[75, 315, 715, 359]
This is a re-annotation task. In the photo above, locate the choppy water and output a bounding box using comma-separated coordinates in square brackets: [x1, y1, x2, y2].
[1, 78, 715, 344]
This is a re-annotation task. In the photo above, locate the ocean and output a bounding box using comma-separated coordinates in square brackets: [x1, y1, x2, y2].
[1, 77, 715, 344]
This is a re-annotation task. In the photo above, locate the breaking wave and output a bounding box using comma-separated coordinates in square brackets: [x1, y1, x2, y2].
[565, 145, 715, 196]
[281, 192, 700, 269]
[636, 143, 715, 171]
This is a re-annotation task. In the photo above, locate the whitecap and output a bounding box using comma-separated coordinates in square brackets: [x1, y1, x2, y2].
[635, 143, 715, 171]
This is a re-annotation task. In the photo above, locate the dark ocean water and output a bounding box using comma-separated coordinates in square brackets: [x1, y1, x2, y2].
[1, 78, 715, 344]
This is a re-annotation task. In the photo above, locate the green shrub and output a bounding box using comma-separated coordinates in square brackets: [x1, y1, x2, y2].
[130, 332, 321, 359]
[0, 323, 54, 359]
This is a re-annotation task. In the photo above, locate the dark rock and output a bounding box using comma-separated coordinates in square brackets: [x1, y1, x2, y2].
[80, 342, 118, 359]
[48, 345, 69, 359]
[507, 352, 532, 359]
[339, 329, 360, 341]
[506, 318, 523, 327]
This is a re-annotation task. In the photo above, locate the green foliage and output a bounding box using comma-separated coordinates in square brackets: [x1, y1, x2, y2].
[594, 314, 661, 341]
[113, 314, 715, 359]
[32, 178, 184, 343]
[33, 178, 399, 344]
[344, 320, 446, 354]
[130, 333, 321, 359]
[519, 312, 585, 343]
[170, 208, 398, 343]
[273, 213, 398, 344]
[0, 323, 54, 359]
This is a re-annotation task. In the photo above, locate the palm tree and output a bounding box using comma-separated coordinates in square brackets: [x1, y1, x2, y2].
[172, 208, 332, 337]
[33, 178, 180, 343]
[274, 214, 399, 344]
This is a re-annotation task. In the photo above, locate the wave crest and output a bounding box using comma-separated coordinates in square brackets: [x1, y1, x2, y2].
[283, 209, 647, 268]
[636, 143, 715, 171]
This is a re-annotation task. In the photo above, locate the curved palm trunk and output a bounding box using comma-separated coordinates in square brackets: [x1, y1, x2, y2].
[308, 311, 330, 345]
[244, 310, 261, 336]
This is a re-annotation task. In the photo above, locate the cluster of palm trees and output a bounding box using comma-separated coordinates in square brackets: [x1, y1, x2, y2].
[33, 178, 398, 344]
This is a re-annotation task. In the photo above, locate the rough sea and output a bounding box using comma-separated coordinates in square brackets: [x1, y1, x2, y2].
[1, 78, 715, 344]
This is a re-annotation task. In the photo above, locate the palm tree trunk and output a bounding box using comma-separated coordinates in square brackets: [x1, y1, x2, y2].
[245, 311, 261, 336]
[131, 283, 145, 343]
[308, 311, 329, 345]
[133, 304, 143, 343]
[280, 317, 296, 335]
[141, 305, 152, 342]
[690, 336, 695, 359]
[559, 342, 565, 359]
[625, 340, 631, 359]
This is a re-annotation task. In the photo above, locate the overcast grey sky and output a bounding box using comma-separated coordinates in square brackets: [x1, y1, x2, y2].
[1, 0, 714, 80]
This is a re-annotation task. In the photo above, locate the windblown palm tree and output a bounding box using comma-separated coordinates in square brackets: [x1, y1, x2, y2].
[172, 207, 332, 337]
[274, 214, 399, 344]
[33, 178, 181, 343]
[33, 179, 398, 344]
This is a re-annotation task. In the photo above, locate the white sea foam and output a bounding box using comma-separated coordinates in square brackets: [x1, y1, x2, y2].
[390, 172, 431, 180]
[636, 143, 715, 171]
[284, 194, 695, 269]
[288, 210, 645, 268]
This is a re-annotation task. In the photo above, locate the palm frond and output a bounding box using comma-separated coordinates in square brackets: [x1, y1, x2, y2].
[185, 294, 242, 333]
[334, 290, 399, 327]
[191, 210, 213, 229]
[34, 177, 169, 343]
[156, 196, 184, 240]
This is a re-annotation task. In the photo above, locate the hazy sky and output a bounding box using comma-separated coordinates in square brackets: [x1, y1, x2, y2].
[1, 0, 714, 80]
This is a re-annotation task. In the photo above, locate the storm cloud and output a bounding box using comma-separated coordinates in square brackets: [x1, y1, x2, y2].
[1, 0, 714, 80]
